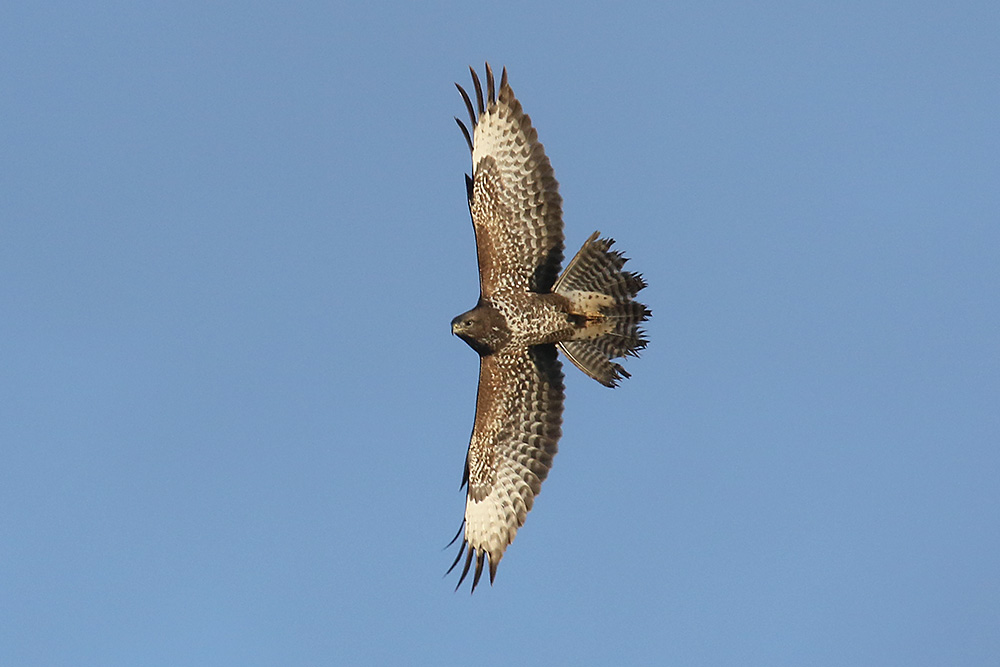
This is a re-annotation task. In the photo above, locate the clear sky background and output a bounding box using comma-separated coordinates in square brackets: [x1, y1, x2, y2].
[3, 2, 998, 665]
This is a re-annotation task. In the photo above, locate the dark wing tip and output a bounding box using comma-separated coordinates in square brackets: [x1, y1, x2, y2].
[485, 62, 495, 104]
[471, 551, 486, 593]
[455, 82, 476, 130]
[446, 539, 466, 576]
[455, 117, 473, 153]
[456, 64, 509, 141]
[469, 66, 485, 117]
[456, 546, 475, 591]
[446, 526, 497, 593]
[489, 555, 499, 584]
[445, 520, 465, 549]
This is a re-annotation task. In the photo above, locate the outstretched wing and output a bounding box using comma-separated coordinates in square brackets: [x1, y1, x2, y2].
[448, 344, 564, 592]
[456, 64, 564, 296]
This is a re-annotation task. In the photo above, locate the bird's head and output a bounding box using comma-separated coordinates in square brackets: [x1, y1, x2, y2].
[451, 311, 478, 336]
[451, 306, 500, 356]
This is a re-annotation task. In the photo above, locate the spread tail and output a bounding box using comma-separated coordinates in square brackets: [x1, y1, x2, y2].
[554, 232, 651, 387]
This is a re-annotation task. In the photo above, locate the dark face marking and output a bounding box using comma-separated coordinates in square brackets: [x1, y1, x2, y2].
[451, 302, 509, 356]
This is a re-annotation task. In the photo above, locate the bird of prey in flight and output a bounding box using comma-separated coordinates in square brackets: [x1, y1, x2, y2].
[448, 64, 650, 592]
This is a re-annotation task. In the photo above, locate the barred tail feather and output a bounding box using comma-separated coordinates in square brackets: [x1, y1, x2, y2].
[554, 232, 650, 387]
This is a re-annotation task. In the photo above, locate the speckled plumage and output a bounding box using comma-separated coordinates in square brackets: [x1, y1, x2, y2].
[449, 64, 650, 592]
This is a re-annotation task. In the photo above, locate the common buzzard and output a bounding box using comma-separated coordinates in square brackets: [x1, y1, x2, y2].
[448, 64, 650, 592]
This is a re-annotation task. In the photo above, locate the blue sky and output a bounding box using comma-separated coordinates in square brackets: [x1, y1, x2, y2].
[3, 2, 998, 665]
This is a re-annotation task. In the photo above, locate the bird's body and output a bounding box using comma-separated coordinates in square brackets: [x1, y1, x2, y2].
[449, 64, 650, 591]
[453, 291, 574, 353]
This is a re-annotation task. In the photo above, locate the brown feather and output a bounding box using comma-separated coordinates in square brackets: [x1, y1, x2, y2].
[469, 66, 484, 116]
[455, 117, 473, 154]
[485, 62, 495, 104]
[455, 83, 476, 130]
